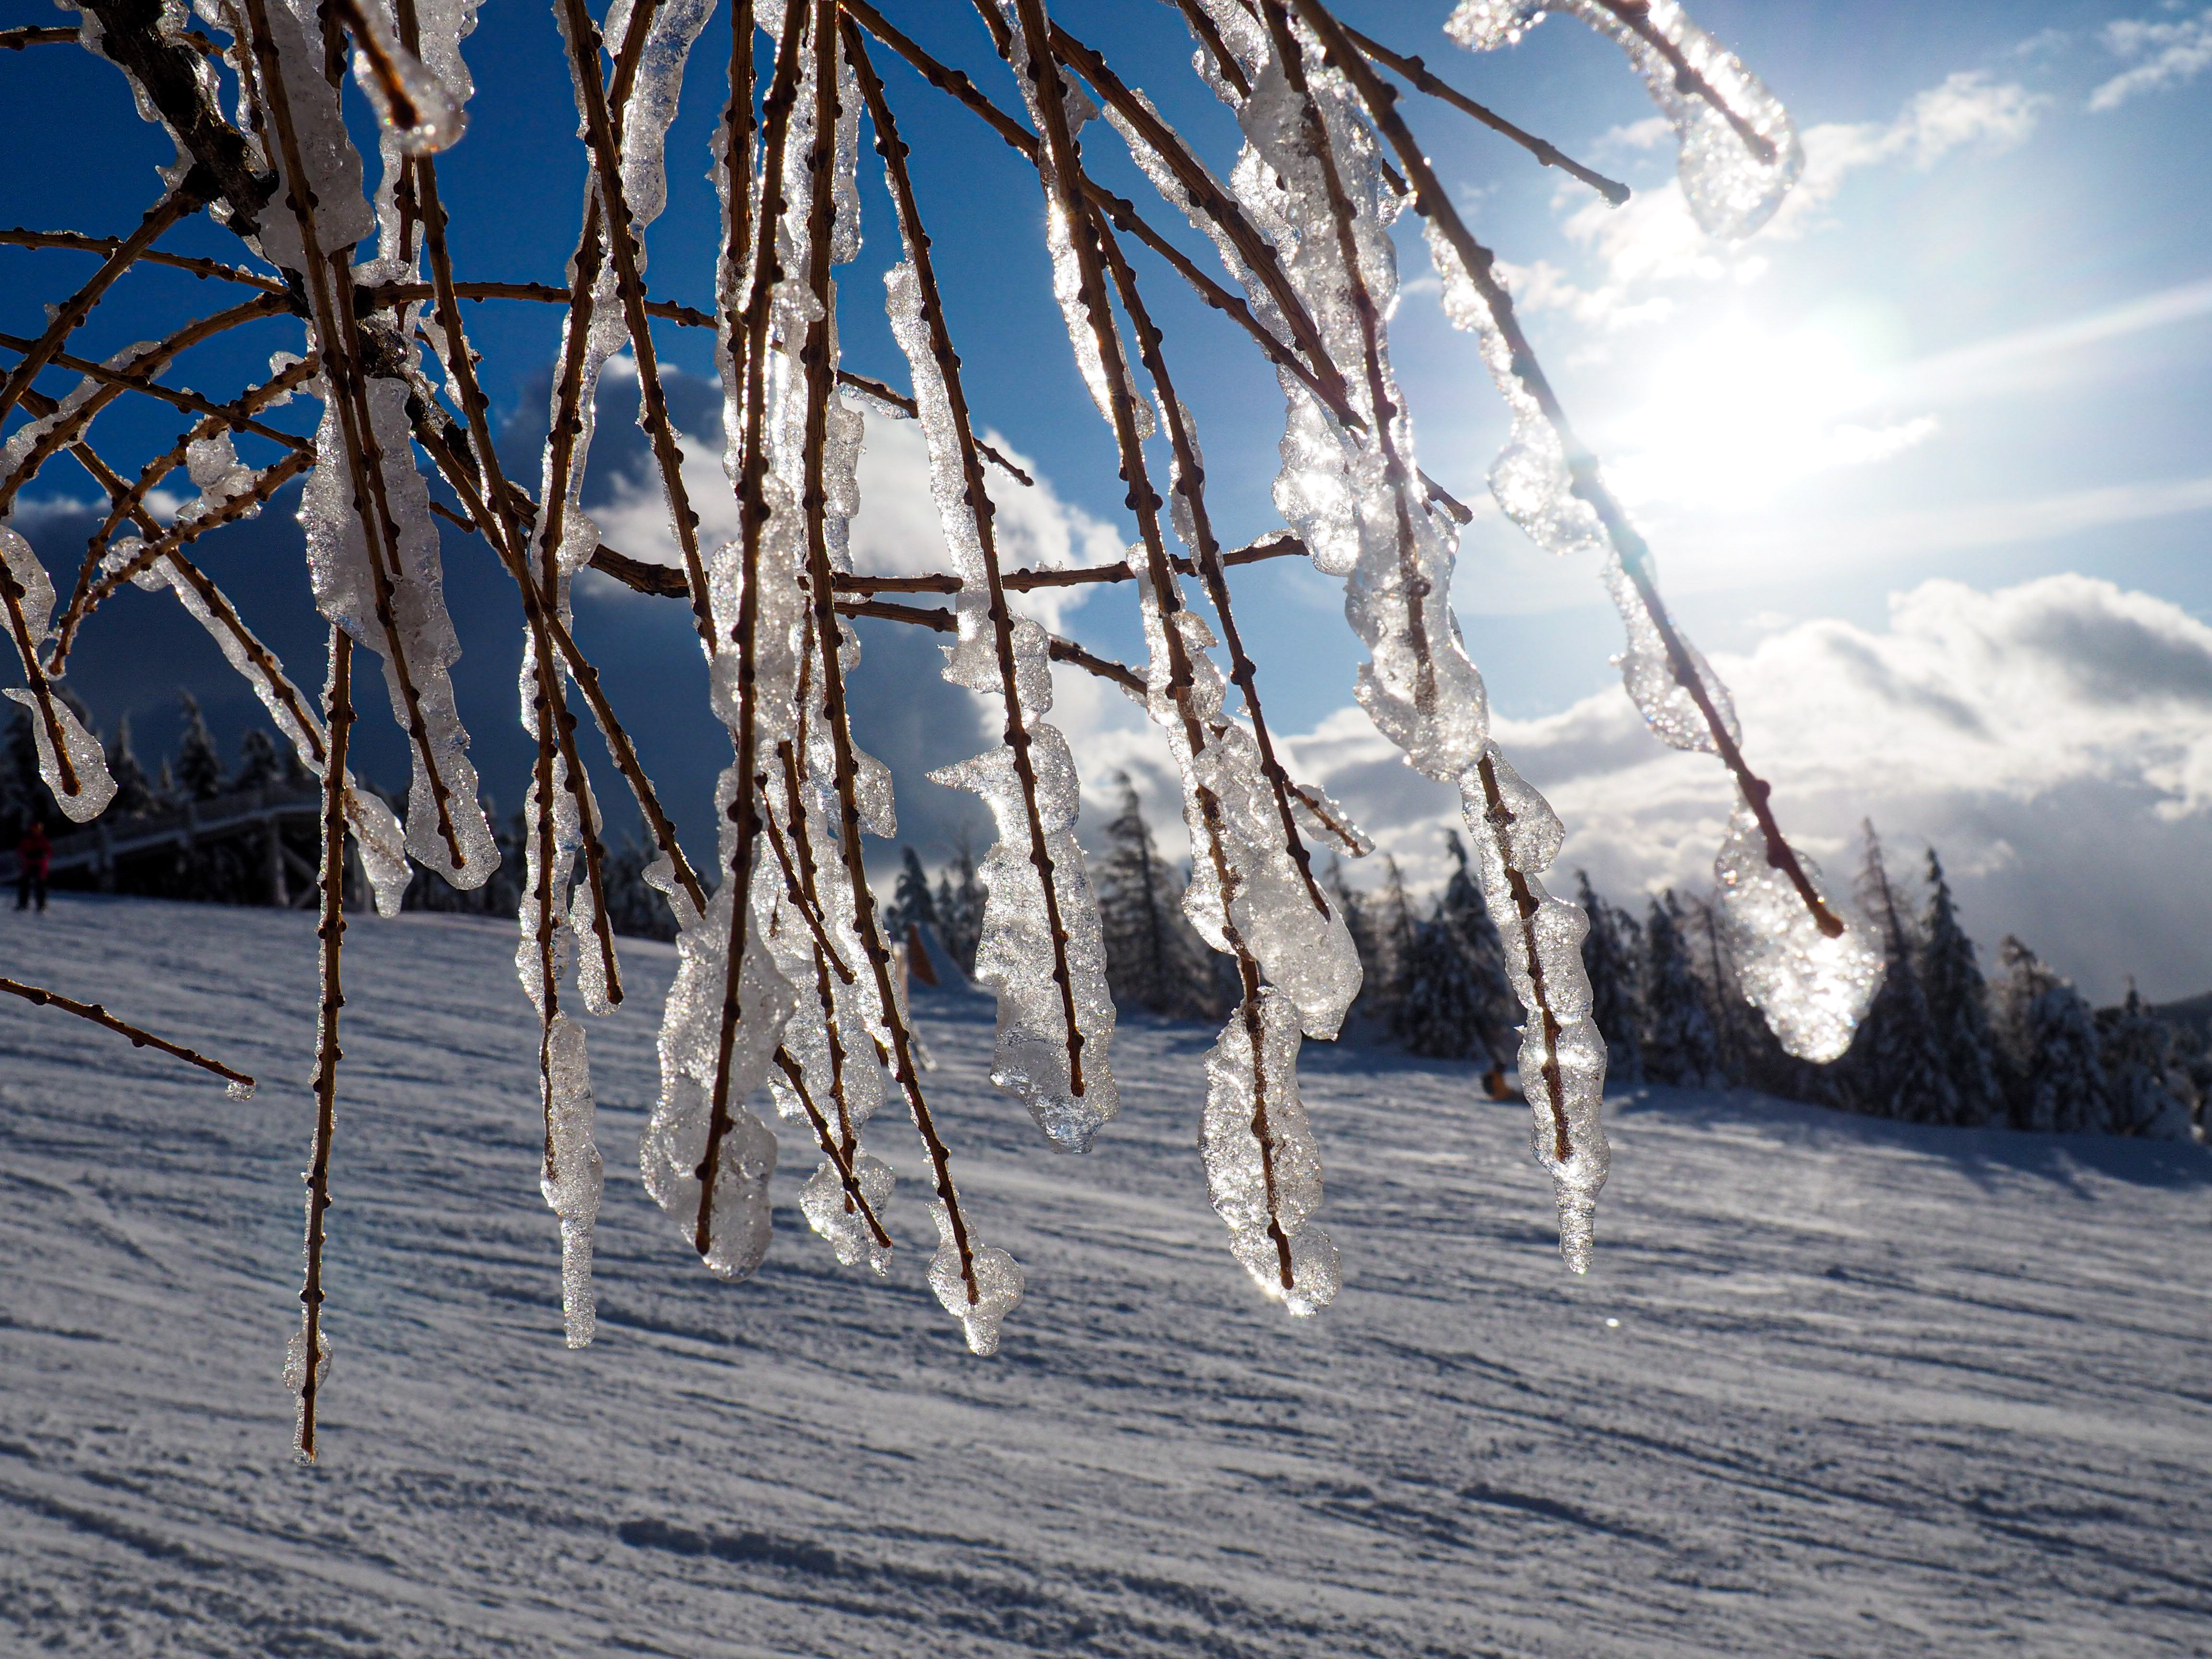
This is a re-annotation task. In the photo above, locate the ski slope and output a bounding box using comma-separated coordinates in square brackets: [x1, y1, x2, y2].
[1, 894, 2207, 1657]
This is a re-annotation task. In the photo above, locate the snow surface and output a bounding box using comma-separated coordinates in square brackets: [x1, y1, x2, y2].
[1, 894, 2208, 1657]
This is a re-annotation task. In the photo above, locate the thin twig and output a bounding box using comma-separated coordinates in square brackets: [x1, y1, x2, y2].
[1586, 0, 1779, 165]
[1292, 0, 1841, 937]
[1340, 23, 1629, 204]
[0, 976, 255, 1090]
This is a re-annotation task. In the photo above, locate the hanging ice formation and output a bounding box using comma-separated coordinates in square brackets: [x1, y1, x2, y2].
[2, 0, 1902, 1422]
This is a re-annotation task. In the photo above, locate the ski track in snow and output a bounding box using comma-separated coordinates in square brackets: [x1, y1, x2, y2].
[0, 895, 2207, 1658]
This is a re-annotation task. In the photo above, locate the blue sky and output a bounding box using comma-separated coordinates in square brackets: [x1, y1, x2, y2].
[3, 1, 2210, 998]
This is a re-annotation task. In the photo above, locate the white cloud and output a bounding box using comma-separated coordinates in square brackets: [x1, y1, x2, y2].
[1515, 72, 2044, 332]
[1280, 575, 2212, 1002]
[2090, 8, 2212, 110]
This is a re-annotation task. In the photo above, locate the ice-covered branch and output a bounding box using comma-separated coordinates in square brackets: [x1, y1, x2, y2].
[0, 975, 255, 1092]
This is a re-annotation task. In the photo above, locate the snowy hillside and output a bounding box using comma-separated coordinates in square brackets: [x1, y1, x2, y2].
[1, 896, 2208, 1657]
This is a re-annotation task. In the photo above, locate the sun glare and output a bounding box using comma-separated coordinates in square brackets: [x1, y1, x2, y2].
[1604, 320, 1936, 510]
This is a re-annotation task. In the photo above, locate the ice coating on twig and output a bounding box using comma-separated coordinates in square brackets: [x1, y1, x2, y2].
[282, 1325, 333, 1463]
[1202, 988, 1339, 1314]
[927, 1199, 1023, 1356]
[298, 375, 496, 887]
[243, 0, 376, 275]
[0, 527, 115, 821]
[1425, 225, 1740, 755]
[340, 0, 465, 156]
[1714, 795, 1884, 1061]
[539, 1012, 602, 1346]
[882, 254, 1119, 1153]
[1461, 745, 1610, 1270]
[1136, 576, 1360, 1039]
[1447, 0, 1802, 240]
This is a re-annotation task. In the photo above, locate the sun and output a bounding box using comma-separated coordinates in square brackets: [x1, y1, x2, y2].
[1604, 319, 1937, 510]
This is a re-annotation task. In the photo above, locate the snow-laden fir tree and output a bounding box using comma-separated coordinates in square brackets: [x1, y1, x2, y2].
[1372, 854, 1421, 1026]
[1438, 832, 1517, 1059]
[1093, 773, 1215, 1021]
[1328, 857, 1390, 1027]
[1575, 871, 1644, 1087]
[936, 835, 986, 978]
[1842, 826, 1955, 1122]
[1994, 936, 2109, 1131]
[234, 727, 285, 793]
[2098, 985, 2192, 1138]
[173, 692, 226, 803]
[1918, 850, 2002, 1126]
[1643, 891, 1720, 1087]
[887, 847, 940, 944]
[105, 715, 157, 817]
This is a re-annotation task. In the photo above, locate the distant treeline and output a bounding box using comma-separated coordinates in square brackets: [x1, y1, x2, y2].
[884, 784, 2204, 1142]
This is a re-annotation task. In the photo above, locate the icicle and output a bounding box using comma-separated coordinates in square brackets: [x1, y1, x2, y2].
[885, 252, 1120, 1153]
[540, 1012, 602, 1346]
[1713, 795, 1883, 1061]
[341, 0, 465, 156]
[298, 376, 497, 888]
[1461, 745, 1610, 1270]
[1137, 575, 1360, 1038]
[0, 528, 115, 822]
[1202, 989, 1339, 1314]
[1445, 0, 1802, 239]
[927, 1198, 1024, 1357]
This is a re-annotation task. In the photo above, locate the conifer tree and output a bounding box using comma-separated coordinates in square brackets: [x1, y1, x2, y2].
[106, 715, 157, 817]
[1643, 890, 1720, 1087]
[1094, 773, 1214, 1019]
[1576, 870, 1644, 1087]
[2098, 984, 2190, 1137]
[1437, 831, 1517, 1063]
[174, 691, 227, 801]
[1371, 854, 1420, 1025]
[1842, 825, 1955, 1122]
[1328, 857, 1388, 1025]
[1682, 890, 1750, 1087]
[888, 846, 938, 940]
[1393, 901, 1494, 1065]
[234, 727, 284, 792]
[938, 834, 986, 976]
[1993, 936, 2108, 1130]
[1918, 849, 2002, 1126]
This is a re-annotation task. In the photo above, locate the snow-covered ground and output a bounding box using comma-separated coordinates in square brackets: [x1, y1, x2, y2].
[1, 894, 2207, 1658]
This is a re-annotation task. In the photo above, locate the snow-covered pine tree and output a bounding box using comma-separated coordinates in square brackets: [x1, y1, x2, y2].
[1438, 831, 1517, 1074]
[1094, 773, 1214, 1020]
[1393, 901, 1494, 1066]
[1841, 825, 1955, 1122]
[1575, 871, 1644, 1087]
[234, 727, 284, 792]
[1327, 856, 1389, 1026]
[1918, 849, 2002, 1126]
[938, 834, 986, 977]
[1370, 854, 1420, 1026]
[106, 715, 157, 817]
[1993, 936, 2108, 1130]
[1643, 891, 1720, 1087]
[174, 692, 226, 801]
[1681, 890, 1751, 1087]
[888, 847, 938, 942]
[2098, 984, 2192, 1138]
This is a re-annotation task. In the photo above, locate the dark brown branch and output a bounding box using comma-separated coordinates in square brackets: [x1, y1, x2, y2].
[832, 530, 1306, 595]
[0, 177, 210, 423]
[691, 0, 808, 1266]
[1292, 0, 1840, 938]
[78, 0, 275, 235]
[849, 18, 1093, 1104]
[1010, 0, 1296, 1290]
[800, 0, 982, 1309]
[49, 355, 321, 675]
[0, 976, 256, 1090]
[1340, 24, 1630, 205]
[1094, 214, 1331, 919]
[296, 625, 351, 1463]
[0, 227, 285, 292]
[772, 1048, 893, 1250]
[832, 371, 1034, 486]
[0, 26, 81, 49]
[1587, 0, 1779, 165]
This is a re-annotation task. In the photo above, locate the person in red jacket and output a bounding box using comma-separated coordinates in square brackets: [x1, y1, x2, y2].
[16, 819, 50, 913]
